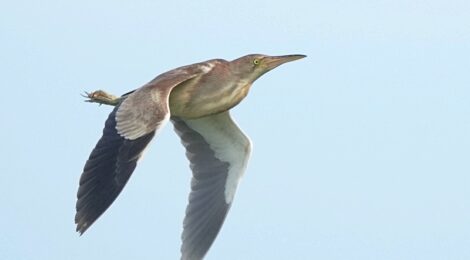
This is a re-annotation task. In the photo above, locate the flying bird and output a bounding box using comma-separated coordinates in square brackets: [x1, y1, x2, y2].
[76, 54, 306, 260]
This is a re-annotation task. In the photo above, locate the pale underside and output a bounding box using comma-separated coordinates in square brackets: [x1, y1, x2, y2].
[75, 60, 252, 260]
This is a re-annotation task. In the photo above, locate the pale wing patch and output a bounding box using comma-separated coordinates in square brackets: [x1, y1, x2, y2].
[200, 62, 215, 73]
[185, 112, 251, 203]
[116, 86, 170, 140]
[114, 63, 212, 140]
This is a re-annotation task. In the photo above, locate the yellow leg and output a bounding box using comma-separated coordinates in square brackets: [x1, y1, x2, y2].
[82, 90, 120, 106]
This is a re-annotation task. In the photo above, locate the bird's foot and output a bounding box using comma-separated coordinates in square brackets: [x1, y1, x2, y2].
[82, 90, 120, 106]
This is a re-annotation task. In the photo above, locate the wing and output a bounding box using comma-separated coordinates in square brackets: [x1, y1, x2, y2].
[76, 65, 207, 234]
[75, 106, 155, 234]
[171, 112, 252, 260]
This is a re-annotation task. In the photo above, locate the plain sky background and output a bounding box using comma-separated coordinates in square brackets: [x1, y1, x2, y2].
[1, 0, 469, 259]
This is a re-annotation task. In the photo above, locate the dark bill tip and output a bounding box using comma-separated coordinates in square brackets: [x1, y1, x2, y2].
[283, 54, 307, 60]
[264, 54, 307, 69]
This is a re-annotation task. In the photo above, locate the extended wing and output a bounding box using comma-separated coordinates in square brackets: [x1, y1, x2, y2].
[172, 112, 251, 260]
[75, 65, 207, 234]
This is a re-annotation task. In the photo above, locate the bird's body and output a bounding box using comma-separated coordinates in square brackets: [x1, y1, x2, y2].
[76, 54, 305, 260]
[169, 59, 251, 118]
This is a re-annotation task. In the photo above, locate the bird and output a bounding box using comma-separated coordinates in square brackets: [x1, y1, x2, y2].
[76, 54, 306, 260]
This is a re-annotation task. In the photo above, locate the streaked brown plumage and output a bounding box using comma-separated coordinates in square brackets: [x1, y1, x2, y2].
[76, 54, 306, 260]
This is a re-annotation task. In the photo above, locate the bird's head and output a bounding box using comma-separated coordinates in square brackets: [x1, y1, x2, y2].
[230, 54, 306, 83]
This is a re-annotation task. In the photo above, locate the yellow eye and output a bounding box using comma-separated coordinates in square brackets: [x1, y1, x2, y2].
[253, 59, 260, 65]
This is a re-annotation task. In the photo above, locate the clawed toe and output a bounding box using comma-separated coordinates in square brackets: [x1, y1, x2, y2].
[82, 90, 119, 106]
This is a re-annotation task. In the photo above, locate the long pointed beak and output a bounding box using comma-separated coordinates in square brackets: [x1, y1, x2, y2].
[263, 54, 306, 70]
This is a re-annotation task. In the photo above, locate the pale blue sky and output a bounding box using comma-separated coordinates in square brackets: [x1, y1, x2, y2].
[1, 0, 470, 259]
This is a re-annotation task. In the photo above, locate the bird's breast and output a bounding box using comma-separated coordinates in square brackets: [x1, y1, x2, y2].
[169, 77, 251, 119]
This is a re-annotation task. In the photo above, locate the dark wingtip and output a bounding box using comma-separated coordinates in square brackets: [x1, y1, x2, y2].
[76, 225, 87, 236]
[75, 216, 90, 235]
